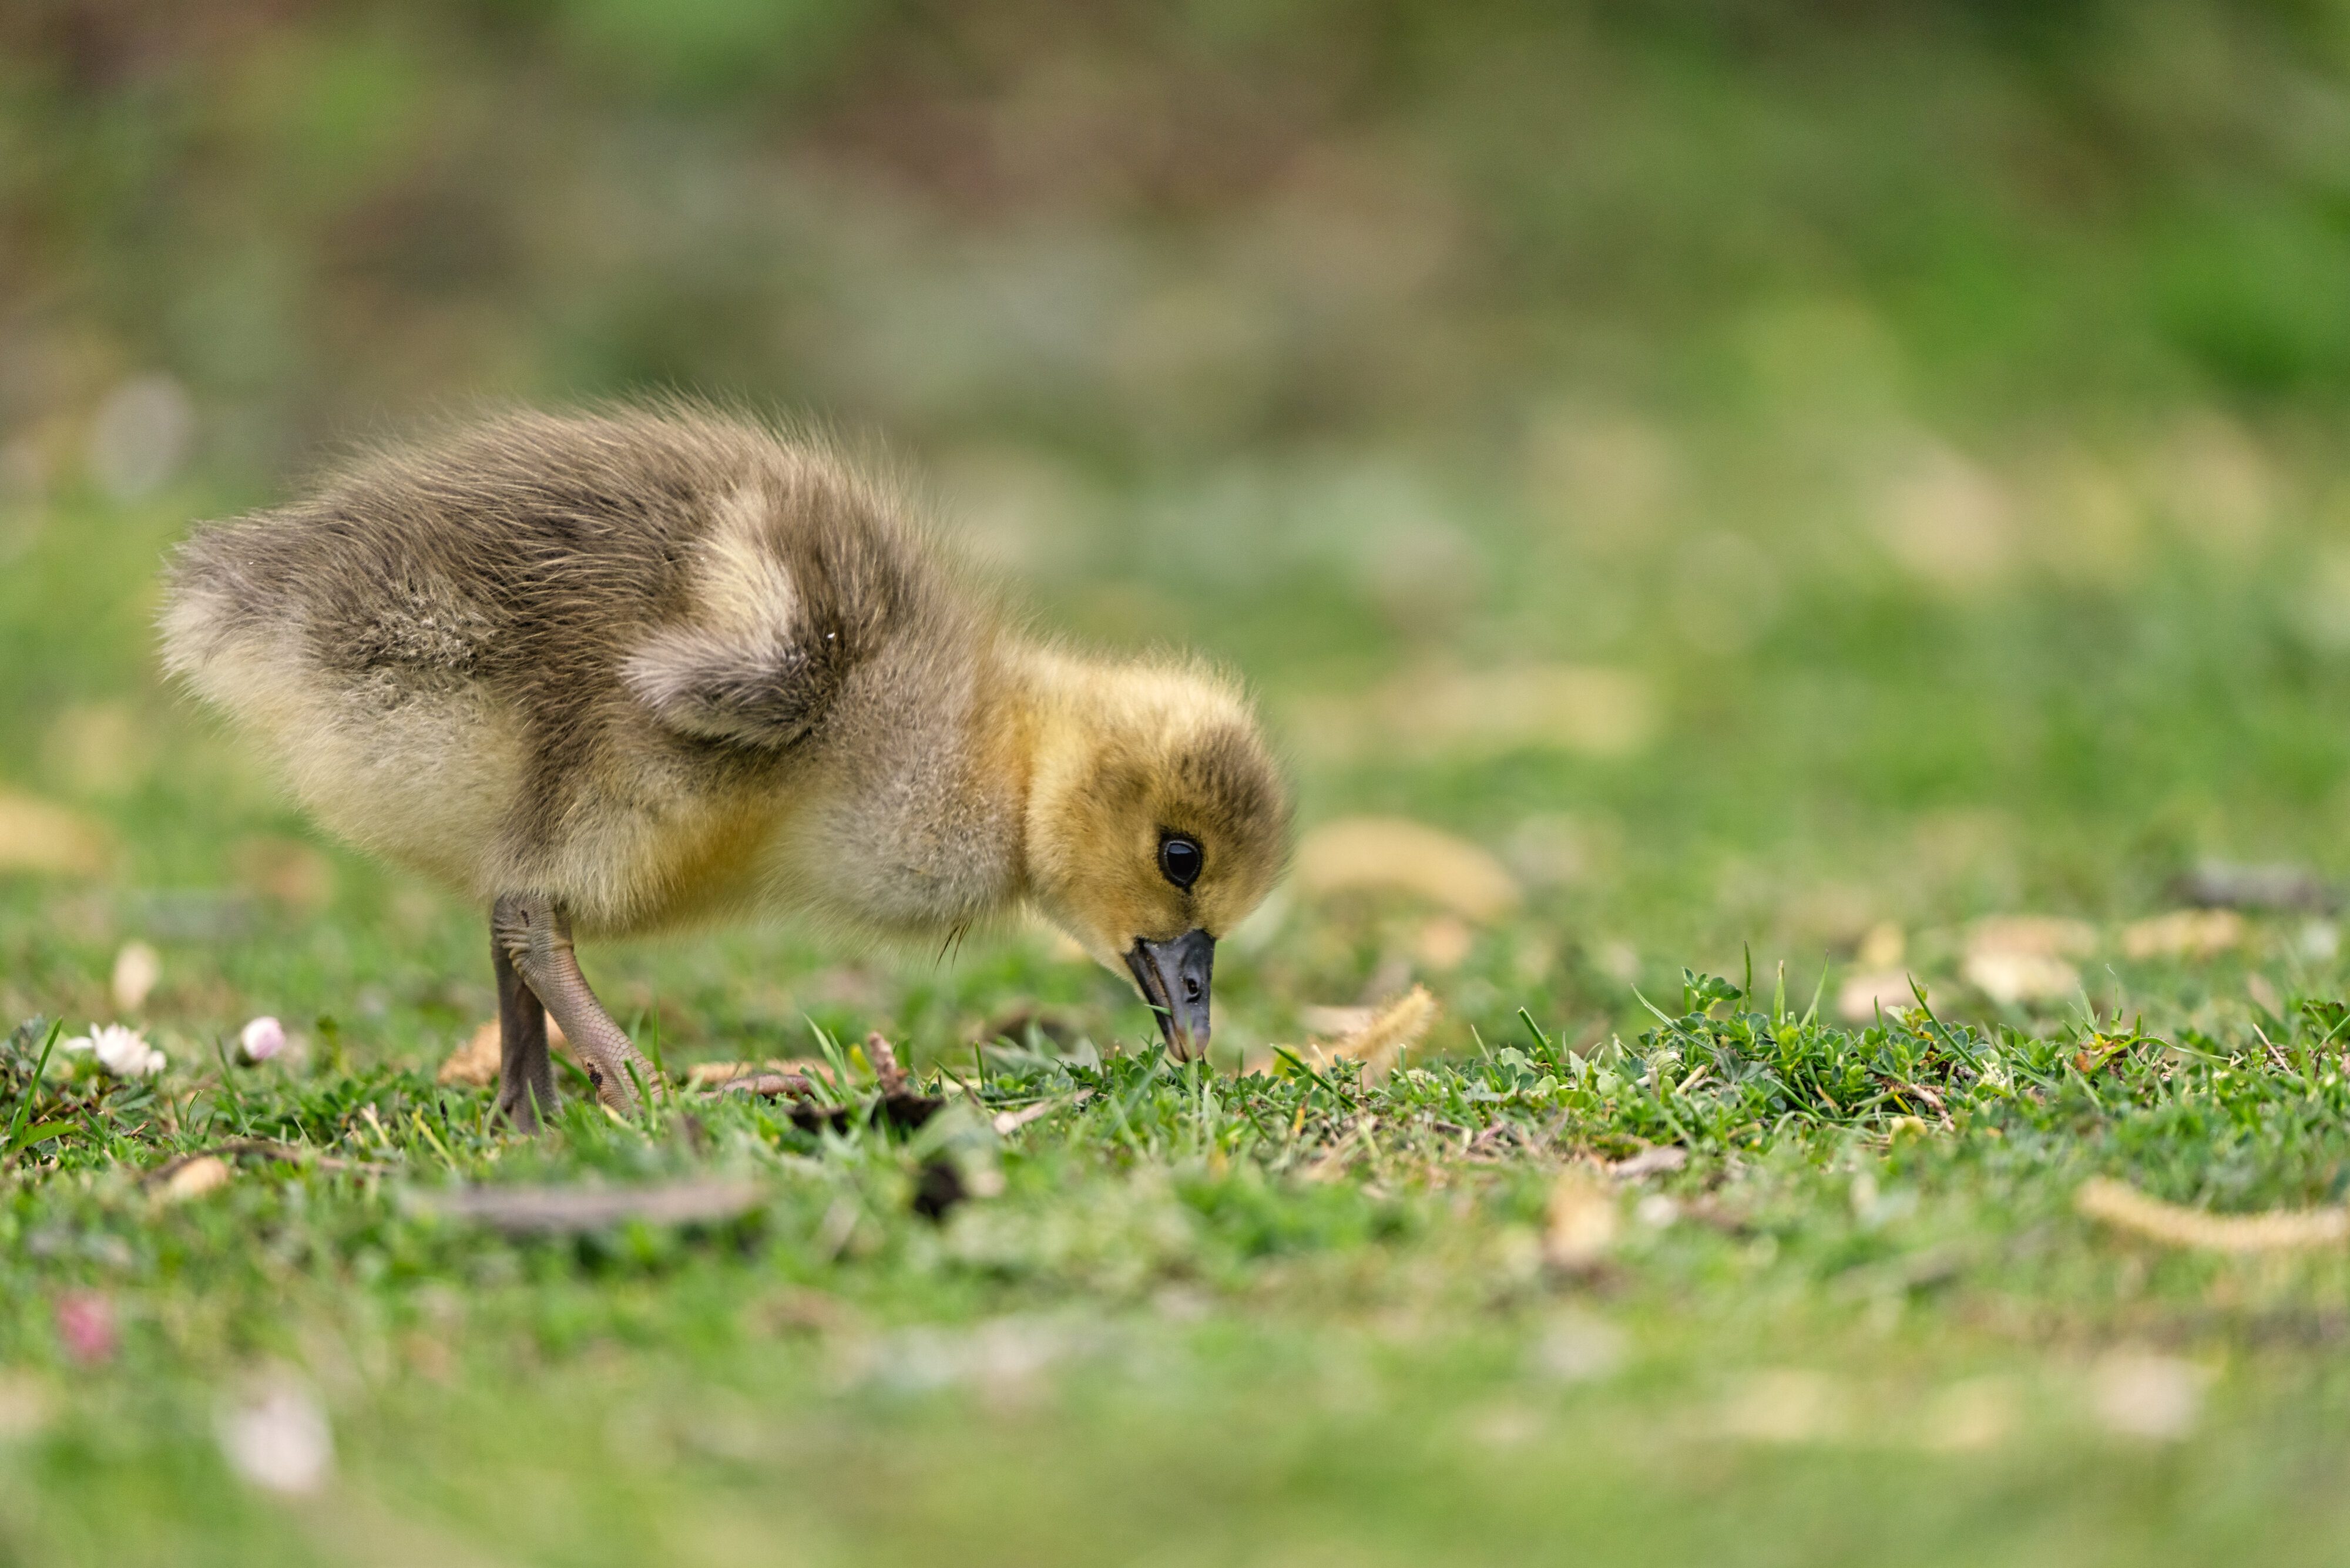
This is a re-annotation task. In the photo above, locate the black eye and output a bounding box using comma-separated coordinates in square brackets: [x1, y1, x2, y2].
[1159, 834, 1203, 890]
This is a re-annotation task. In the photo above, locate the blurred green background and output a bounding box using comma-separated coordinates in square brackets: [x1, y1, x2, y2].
[19, 7, 2350, 1565]
[9, 0, 2350, 1049]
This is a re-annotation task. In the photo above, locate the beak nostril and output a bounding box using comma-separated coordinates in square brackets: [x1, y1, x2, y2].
[1128, 928, 1216, 1057]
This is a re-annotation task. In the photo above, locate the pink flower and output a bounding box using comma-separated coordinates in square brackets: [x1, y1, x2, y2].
[239, 1016, 287, 1065]
[55, 1292, 116, 1366]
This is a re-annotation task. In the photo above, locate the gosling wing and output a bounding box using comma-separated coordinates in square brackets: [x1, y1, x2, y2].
[621, 616, 855, 749]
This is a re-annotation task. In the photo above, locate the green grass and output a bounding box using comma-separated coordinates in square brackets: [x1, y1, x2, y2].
[20, 3, 2350, 1560]
[14, 937, 2350, 1566]
[19, 437, 2350, 1564]
[16, 472, 2350, 1564]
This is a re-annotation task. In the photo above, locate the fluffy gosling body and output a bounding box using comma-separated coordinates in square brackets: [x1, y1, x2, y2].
[162, 407, 1288, 1125]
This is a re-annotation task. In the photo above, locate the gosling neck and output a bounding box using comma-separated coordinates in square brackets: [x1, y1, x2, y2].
[996, 642, 1142, 931]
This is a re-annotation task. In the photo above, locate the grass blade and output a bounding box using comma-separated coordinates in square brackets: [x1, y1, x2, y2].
[5, 1019, 63, 1158]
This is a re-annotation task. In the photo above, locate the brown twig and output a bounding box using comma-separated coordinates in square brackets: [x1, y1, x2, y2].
[414, 1178, 764, 1236]
[865, 1032, 909, 1096]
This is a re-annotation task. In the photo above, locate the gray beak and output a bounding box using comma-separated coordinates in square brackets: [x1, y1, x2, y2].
[1125, 929, 1216, 1060]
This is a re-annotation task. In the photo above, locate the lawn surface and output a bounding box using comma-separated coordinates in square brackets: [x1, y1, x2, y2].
[14, 4, 2350, 1563]
[11, 483, 2350, 1567]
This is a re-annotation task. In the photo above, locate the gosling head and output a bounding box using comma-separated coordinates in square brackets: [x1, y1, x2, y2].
[1023, 658, 1290, 1060]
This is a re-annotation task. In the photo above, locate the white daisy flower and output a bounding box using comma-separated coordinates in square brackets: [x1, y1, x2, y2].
[70, 1023, 166, 1079]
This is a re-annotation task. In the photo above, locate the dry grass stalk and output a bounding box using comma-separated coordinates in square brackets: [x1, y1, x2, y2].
[1317, 985, 1439, 1082]
[2076, 1177, 2350, 1252]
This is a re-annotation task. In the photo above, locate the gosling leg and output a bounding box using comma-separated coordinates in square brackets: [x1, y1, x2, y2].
[491, 924, 555, 1132]
[492, 893, 656, 1114]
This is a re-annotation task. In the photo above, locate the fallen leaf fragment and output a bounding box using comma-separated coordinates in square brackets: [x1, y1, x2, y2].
[110, 941, 160, 1012]
[1969, 915, 2097, 959]
[1717, 1369, 1849, 1444]
[1918, 1376, 2018, 1453]
[0, 1374, 54, 1441]
[990, 1099, 1063, 1136]
[1317, 985, 1439, 1081]
[1963, 949, 2079, 1006]
[1610, 1144, 1688, 1179]
[437, 1021, 501, 1087]
[2090, 1350, 2209, 1442]
[158, 1154, 231, 1204]
[0, 791, 110, 877]
[716, 1072, 821, 1098]
[1856, 921, 1905, 969]
[415, 1179, 764, 1236]
[2076, 1176, 2350, 1252]
[437, 1017, 569, 1086]
[1542, 1171, 1617, 1271]
[43, 701, 150, 795]
[1878, 443, 2015, 590]
[1295, 817, 1521, 922]
[1530, 1310, 1626, 1384]
[2121, 908, 2244, 961]
[1961, 911, 2094, 1000]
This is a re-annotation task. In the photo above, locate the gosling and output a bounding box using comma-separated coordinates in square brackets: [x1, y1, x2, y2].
[161, 406, 1289, 1128]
